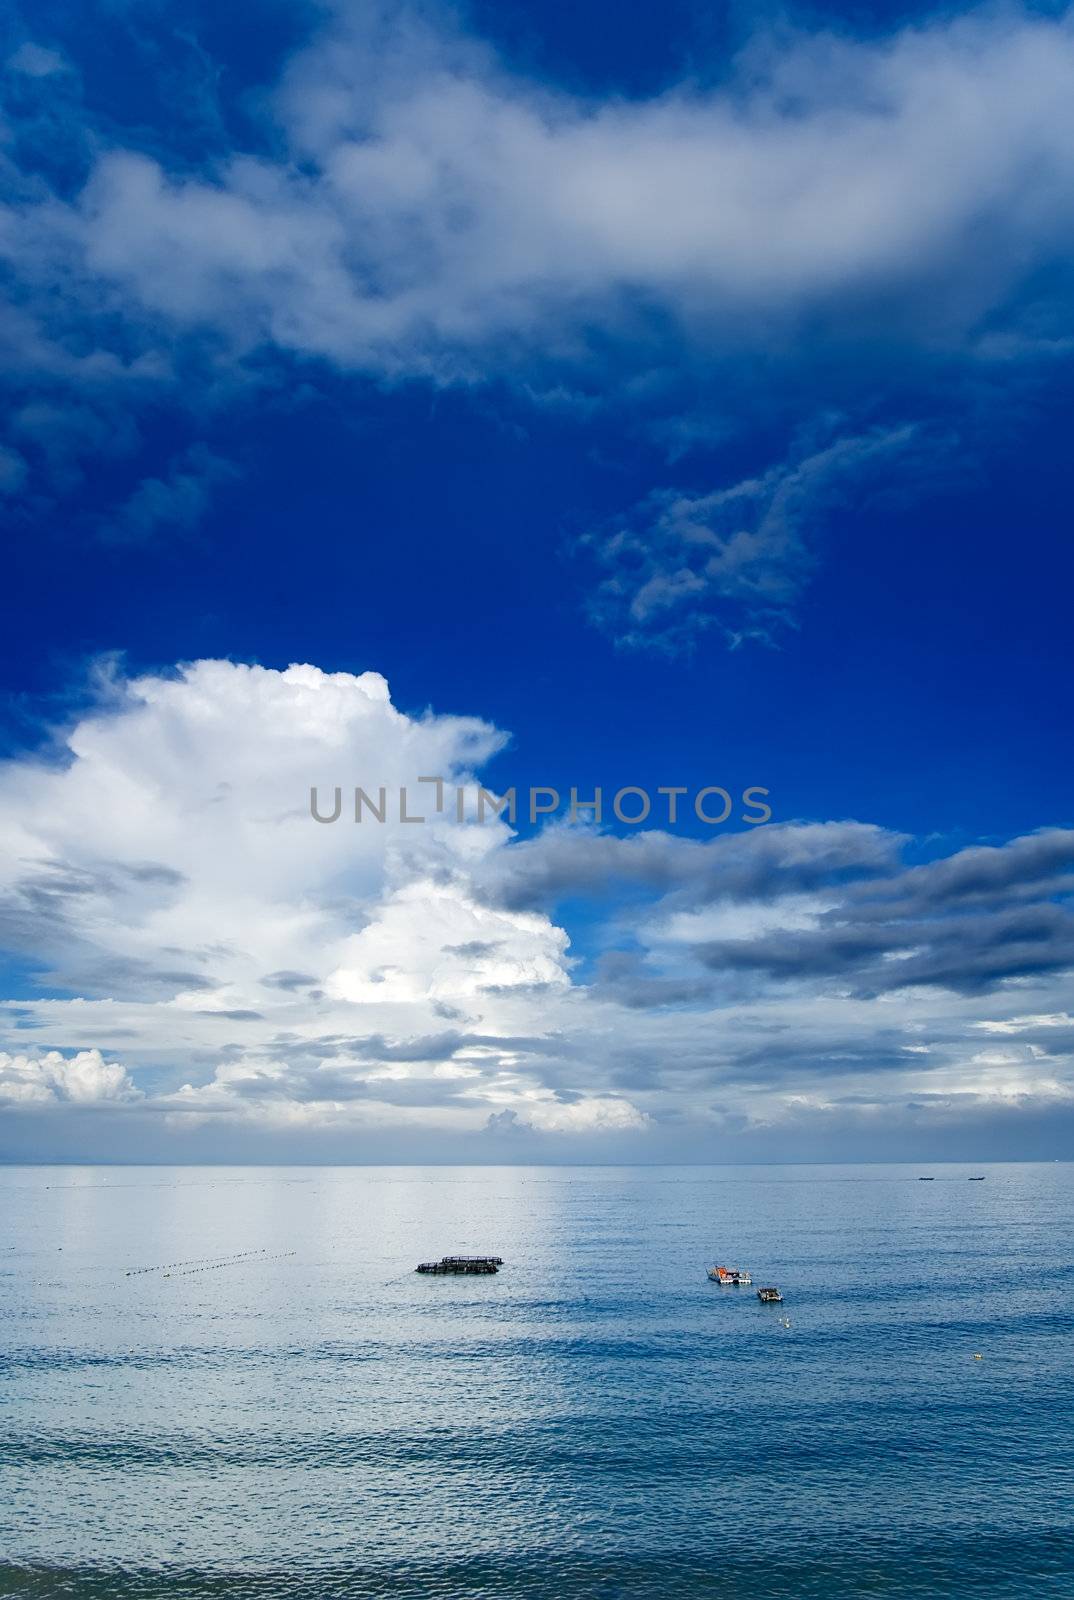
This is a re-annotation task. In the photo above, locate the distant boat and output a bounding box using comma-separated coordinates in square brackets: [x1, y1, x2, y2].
[918, 1177, 935, 1181]
[757, 1286, 783, 1303]
[968, 1176, 986, 1181]
[708, 1265, 751, 1285]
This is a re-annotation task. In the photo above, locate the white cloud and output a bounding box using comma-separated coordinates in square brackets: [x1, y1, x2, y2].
[974, 1012, 1074, 1033]
[325, 879, 569, 1004]
[0, 660, 514, 999]
[0, 1048, 139, 1105]
[642, 893, 834, 948]
[0, 658, 1072, 1158]
[51, 8, 1074, 373]
[0, 659, 637, 1142]
[8, 6, 1074, 392]
[519, 1096, 650, 1134]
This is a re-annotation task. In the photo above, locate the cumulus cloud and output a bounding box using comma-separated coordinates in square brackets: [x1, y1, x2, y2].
[0, 657, 1072, 1159]
[0, 659, 643, 1147]
[0, 658, 511, 1003]
[0, 1047, 139, 1105]
[484, 1097, 650, 1136]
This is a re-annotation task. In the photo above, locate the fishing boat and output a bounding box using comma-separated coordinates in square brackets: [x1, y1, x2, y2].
[757, 1286, 783, 1303]
[708, 1265, 752, 1285]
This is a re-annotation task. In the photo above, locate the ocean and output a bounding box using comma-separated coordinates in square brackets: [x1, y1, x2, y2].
[1, 1163, 1071, 1599]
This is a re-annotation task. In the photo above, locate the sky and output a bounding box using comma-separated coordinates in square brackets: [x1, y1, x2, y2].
[1, 0, 1072, 1163]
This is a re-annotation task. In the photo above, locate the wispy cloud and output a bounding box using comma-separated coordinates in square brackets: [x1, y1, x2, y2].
[76, 3, 1074, 366]
[6, 43, 70, 80]
[101, 443, 238, 543]
[583, 426, 918, 649]
[52, 8, 1074, 368]
[4, 2, 1074, 591]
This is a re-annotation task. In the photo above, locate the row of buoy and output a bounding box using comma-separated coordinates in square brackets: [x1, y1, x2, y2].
[125, 1248, 271, 1277]
[46, 1177, 313, 1191]
[163, 1251, 296, 1278]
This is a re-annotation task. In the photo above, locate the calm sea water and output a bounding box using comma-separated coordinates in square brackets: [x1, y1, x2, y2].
[1, 1164, 1072, 1599]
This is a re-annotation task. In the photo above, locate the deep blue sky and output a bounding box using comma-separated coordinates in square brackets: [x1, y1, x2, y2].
[4, 300, 1072, 847]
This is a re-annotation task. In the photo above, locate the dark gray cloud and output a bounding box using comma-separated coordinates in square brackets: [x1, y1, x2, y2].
[479, 821, 901, 913]
[432, 1000, 469, 1021]
[0, 857, 196, 999]
[195, 1008, 265, 1021]
[479, 980, 559, 997]
[120, 862, 187, 886]
[245, 1030, 555, 1069]
[352, 1030, 474, 1063]
[689, 838, 1074, 997]
[359, 1030, 552, 1063]
[855, 829, 1074, 915]
[28, 958, 219, 999]
[143, 968, 217, 991]
[593, 952, 719, 1011]
[0, 862, 112, 960]
[222, 1062, 497, 1110]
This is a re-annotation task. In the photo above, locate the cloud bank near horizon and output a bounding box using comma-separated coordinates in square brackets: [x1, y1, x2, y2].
[1, 658, 1072, 1162]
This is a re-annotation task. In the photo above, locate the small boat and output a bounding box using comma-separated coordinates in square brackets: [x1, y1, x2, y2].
[708, 1265, 752, 1285]
[918, 1177, 935, 1181]
[757, 1287, 783, 1303]
[968, 1176, 986, 1181]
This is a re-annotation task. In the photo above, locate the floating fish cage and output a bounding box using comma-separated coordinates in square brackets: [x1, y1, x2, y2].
[416, 1256, 503, 1275]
